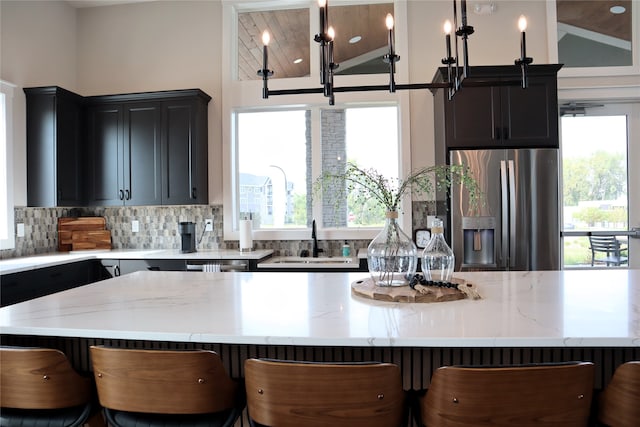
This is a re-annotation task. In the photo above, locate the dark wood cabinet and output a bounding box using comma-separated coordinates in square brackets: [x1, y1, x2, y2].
[85, 89, 211, 206]
[433, 65, 562, 150]
[86, 101, 163, 206]
[24, 86, 84, 207]
[26, 87, 210, 207]
[161, 97, 209, 204]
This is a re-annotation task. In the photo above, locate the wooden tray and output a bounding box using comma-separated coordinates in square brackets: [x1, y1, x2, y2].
[351, 277, 480, 303]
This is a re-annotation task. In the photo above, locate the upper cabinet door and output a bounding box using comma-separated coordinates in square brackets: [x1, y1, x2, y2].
[161, 96, 209, 205]
[500, 76, 559, 148]
[124, 102, 162, 206]
[86, 104, 124, 206]
[25, 86, 85, 207]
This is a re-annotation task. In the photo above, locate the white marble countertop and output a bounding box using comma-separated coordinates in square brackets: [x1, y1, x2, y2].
[0, 249, 274, 275]
[1, 269, 638, 348]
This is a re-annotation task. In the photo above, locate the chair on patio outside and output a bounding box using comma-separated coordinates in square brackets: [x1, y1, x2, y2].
[589, 235, 628, 266]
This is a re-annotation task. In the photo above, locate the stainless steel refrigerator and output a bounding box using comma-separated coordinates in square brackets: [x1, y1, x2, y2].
[449, 149, 560, 271]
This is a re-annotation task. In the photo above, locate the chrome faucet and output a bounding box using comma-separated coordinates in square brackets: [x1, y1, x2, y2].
[311, 219, 323, 257]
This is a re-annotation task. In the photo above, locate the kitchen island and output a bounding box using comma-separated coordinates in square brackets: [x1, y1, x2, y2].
[1, 269, 638, 390]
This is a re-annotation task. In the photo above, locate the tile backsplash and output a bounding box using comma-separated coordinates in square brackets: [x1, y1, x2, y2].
[1, 202, 437, 259]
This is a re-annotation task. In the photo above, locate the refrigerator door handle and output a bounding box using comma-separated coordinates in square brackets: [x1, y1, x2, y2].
[500, 160, 508, 268]
[508, 160, 517, 269]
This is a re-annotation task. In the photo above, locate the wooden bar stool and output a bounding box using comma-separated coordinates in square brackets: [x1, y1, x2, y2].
[418, 362, 594, 427]
[598, 361, 640, 427]
[90, 346, 244, 427]
[244, 358, 407, 427]
[0, 346, 98, 427]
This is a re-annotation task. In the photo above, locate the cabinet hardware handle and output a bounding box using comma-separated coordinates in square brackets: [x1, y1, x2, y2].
[119, 189, 124, 200]
[115, 266, 120, 277]
[125, 190, 131, 200]
[192, 187, 197, 199]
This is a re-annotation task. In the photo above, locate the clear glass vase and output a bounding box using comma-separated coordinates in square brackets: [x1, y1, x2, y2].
[367, 211, 418, 287]
[421, 218, 454, 282]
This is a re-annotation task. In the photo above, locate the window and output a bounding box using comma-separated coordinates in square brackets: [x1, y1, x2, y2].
[234, 105, 399, 231]
[223, 0, 411, 241]
[556, 0, 633, 68]
[0, 80, 15, 250]
[547, 0, 639, 77]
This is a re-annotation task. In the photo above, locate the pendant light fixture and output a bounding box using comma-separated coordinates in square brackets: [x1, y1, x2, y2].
[257, 0, 534, 105]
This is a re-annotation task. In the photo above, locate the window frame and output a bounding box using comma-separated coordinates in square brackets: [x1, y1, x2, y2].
[222, 0, 412, 242]
[0, 80, 16, 250]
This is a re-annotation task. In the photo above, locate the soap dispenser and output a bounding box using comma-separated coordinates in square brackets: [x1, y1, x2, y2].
[342, 241, 351, 257]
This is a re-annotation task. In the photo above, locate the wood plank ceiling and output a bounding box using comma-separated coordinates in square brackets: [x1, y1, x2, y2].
[238, 3, 393, 80]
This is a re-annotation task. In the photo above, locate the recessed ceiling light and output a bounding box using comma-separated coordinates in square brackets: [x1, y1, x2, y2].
[293, 58, 303, 64]
[610, 5, 626, 14]
[349, 35, 362, 44]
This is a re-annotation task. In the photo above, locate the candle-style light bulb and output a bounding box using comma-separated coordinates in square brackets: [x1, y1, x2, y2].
[518, 15, 527, 32]
[444, 20, 452, 61]
[261, 30, 270, 73]
[386, 13, 394, 30]
[444, 19, 452, 35]
[327, 26, 335, 41]
[518, 15, 527, 60]
[386, 13, 395, 55]
[258, 30, 272, 99]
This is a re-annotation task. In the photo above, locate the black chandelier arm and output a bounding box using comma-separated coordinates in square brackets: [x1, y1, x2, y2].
[257, 69, 274, 99]
[515, 56, 534, 89]
[264, 82, 452, 98]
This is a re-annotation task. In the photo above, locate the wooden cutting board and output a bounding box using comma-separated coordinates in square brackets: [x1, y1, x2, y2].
[71, 230, 111, 250]
[58, 217, 109, 251]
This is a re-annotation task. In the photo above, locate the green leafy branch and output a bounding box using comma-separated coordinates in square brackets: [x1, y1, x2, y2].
[314, 162, 481, 213]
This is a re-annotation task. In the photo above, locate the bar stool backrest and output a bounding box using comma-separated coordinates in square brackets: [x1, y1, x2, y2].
[90, 346, 238, 415]
[244, 358, 405, 427]
[598, 361, 640, 427]
[1, 346, 92, 409]
[420, 362, 594, 427]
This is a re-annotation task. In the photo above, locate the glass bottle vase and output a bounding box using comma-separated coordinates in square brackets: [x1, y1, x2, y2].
[421, 218, 454, 282]
[367, 211, 418, 287]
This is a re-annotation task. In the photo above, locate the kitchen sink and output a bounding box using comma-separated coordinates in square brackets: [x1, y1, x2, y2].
[270, 256, 355, 264]
[258, 256, 363, 270]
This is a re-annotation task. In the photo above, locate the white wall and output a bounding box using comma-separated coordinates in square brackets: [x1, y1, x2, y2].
[0, 0, 78, 206]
